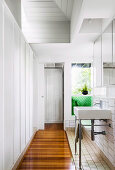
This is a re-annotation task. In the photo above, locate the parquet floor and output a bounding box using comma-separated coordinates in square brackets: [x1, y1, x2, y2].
[17, 123, 75, 170]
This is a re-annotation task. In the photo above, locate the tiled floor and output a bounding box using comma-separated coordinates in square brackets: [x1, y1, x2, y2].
[66, 128, 111, 170]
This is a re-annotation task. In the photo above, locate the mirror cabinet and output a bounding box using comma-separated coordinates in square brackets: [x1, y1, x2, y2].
[93, 20, 115, 88]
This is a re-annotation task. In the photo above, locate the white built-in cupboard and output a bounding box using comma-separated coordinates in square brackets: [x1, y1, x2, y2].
[0, 1, 34, 170]
[93, 20, 115, 87]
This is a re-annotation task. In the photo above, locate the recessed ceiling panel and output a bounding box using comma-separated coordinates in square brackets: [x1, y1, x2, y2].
[22, 0, 72, 43]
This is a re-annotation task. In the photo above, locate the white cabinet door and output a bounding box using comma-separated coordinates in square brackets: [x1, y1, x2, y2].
[0, 2, 3, 170]
[102, 22, 113, 63]
[26, 44, 30, 143]
[20, 36, 26, 152]
[93, 36, 103, 87]
[103, 69, 110, 86]
[109, 69, 115, 85]
[13, 23, 21, 162]
[4, 6, 14, 170]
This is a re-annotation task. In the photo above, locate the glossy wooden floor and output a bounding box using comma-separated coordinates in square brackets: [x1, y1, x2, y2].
[17, 123, 75, 170]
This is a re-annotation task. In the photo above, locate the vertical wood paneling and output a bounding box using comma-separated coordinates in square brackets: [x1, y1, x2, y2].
[20, 36, 26, 152]
[4, 6, 14, 170]
[0, 2, 35, 169]
[33, 58, 39, 129]
[26, 44, 30, 144]
[13, 23, 21, 162]
[0, 2, 3, 170]
[29, 50, 34, 137]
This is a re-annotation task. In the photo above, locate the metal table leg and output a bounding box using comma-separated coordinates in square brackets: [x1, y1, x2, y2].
[79, 119, 82, 169]
[75, 116, 77, 155]
[91, 119, 95, 141]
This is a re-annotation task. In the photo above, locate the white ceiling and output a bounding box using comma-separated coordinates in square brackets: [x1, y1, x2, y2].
[22, 0, 70, 22]
[22, 0, 115, 58]
[79, 19, 102, 34]
[22, 0, 74, 43]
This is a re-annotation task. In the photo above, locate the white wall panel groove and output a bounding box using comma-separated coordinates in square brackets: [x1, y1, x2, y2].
[20, 36, 26, 152]
[25, 44, 30, 144]
[13, 23, 21, 163]
[0, 1, 4, 170]
[33, 58, 39, 130]
[29, 49, 34, 137]
[4, 5, 14, 170]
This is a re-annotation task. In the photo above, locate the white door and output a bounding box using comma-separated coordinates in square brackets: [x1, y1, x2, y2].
[45, 68, 63, 123]
[38, 64, 45, 129]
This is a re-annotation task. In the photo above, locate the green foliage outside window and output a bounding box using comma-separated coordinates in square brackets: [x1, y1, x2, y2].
[72, 64, 92, 95]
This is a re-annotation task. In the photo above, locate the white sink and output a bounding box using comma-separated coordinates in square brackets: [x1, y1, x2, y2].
[74, 106, 112, 120]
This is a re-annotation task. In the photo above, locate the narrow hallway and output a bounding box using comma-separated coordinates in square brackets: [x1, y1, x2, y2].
[17, 124, 75, 170]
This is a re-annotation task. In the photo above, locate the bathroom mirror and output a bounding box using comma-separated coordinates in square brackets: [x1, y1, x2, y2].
[102, 21, 113, 63]
[103, 21, 115, 86]
[93, 35, 102, 87]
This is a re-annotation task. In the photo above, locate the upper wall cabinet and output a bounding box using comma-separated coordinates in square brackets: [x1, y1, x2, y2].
[102, 22, 113, 63]
[103, 21, 115, 86]
[93, 36, 103, 87]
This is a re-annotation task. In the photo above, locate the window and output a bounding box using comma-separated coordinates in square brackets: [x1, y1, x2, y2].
[72, 63, 92, 95]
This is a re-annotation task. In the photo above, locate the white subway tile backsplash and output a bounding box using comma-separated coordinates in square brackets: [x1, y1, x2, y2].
[93, 96, 115, 167]
[109, 99, 115, 107]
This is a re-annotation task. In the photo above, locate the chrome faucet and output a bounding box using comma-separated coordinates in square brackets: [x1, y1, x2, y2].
[93, 100, 103, 109]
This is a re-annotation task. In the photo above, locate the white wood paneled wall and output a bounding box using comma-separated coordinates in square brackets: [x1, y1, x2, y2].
[4, 6, 14, 169]
[20, 35, 26, 152]
[0, 1, 35, 170]
[13, 20, 21, 163]
[0, 2, 4, 170]
[26, 44, 30, 144]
